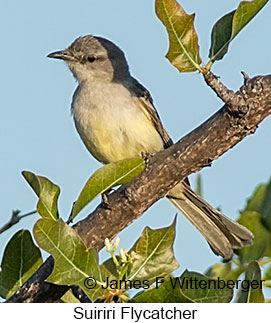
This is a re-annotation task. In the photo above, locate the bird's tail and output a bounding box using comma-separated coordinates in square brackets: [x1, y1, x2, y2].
[167, 181, 254, 259]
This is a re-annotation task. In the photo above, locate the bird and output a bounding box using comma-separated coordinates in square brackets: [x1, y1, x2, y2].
[48, 35, 253, 258]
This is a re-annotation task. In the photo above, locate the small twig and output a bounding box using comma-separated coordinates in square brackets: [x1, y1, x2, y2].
[203, 70, 247, 114]
[67, 202, 76, 224]
[0, 210, 37, 234]
[241, 71, 250, 86]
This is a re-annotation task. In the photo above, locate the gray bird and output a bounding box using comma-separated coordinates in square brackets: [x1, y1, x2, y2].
[48, 35, 254, 258]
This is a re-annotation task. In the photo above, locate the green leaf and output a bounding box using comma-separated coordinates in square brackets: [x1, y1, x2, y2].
[33, 218, 105, 302]
[127, 217, 179, 283]
[208, 0, 268, 64]
[98, 256, 121, 292]
[60, 290, 80, 303]
[0, 230, 42, 299]
[205, 262, 245, 282]
[237, 261, 265, 303]
[132, 270, 233, 303]
[235, 211, 269, 263]
[155, 0, 202, 72]
[69, 158, 144, 222]
[175, 270, 233, 303]
[262, 264, 271, 286]
[131, 276, 192, 303]
[100, 257, 118, 281]
[22, 171, 60, 220]
[244, 177, 271, 231]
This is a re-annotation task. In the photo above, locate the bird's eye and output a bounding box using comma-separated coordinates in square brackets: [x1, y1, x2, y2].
[87, 56, 95, 63]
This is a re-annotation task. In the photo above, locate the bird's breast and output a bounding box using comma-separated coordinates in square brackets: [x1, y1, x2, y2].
[72, 82, 164, 164]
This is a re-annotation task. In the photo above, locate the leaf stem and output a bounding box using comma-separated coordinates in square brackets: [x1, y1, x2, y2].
[205, 60, 214, 71]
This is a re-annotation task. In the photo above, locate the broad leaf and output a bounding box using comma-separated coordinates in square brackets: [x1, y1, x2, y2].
[155, 0, 202, 72]
[127, 217, 179, 283]
[237, 261, 265, 303]
[60, 290, 80, 303]
[22, 171, 60, 220]
[131, 276, 192, 303]
[33, 218, 106, 301]
[208, 0, 268, 64]
[235, 211, 269, 263]
[100, 257, 118, 281]
[132, 270, 233, 303]
[69, 158, 144, 222]
[262, 264, 271, 287]
[205, 262, 244, 282]
[173, 270, 233, 303]
[244, 177, 271, 231]
[0, 230, 42, 299]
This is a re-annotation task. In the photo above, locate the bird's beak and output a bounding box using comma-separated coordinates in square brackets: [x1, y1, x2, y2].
[47, 50, 75, 61]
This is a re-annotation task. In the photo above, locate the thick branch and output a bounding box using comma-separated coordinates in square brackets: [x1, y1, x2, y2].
[7, 73, 271, 302]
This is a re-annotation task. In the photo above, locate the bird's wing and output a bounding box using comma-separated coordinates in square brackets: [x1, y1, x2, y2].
[130, 78, 173, 149]
[129, 78, 190, 185]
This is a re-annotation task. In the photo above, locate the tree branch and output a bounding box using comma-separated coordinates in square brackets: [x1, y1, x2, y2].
[0, 210, 36, 235]
[6, 73, 271, 302]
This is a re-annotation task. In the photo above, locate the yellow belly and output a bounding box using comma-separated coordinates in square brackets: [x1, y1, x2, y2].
[72, 82, 165, 164]
[73, 103, 164, 164]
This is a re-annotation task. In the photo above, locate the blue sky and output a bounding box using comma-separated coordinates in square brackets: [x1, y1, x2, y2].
[1, 0, 271, 284]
